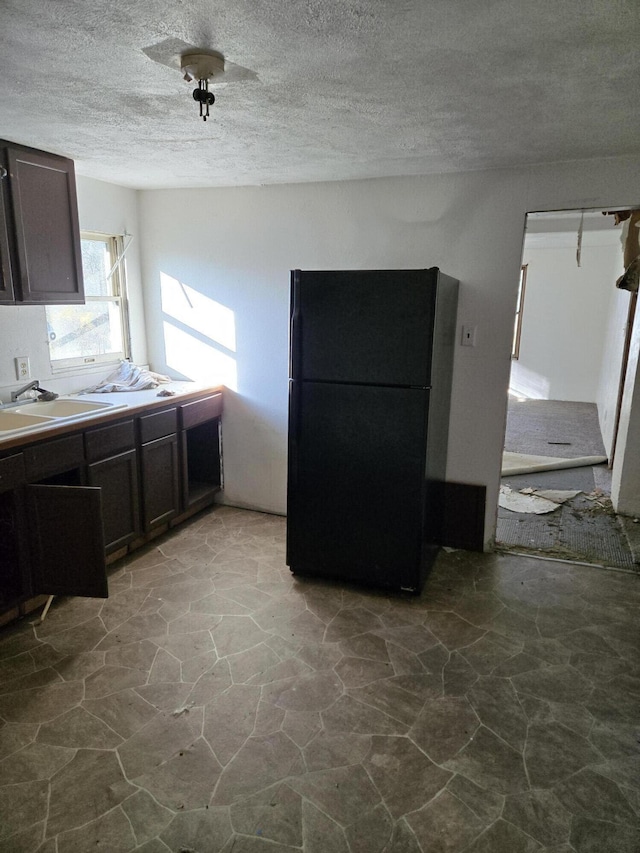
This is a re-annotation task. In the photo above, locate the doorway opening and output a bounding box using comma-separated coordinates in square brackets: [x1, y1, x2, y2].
[495, 208, 639, 571]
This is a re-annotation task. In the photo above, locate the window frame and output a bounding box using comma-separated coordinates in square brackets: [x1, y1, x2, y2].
[47, 231, 131, 373]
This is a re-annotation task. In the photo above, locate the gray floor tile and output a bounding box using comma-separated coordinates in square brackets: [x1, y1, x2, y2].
[0, 505, 638, 851]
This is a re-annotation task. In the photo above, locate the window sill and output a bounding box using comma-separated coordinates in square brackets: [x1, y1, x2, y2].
[50, 355, 126, 375]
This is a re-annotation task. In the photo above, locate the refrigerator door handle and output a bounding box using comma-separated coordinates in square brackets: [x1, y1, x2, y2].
[288, 381, 300, 491]
[289, 270, 302, 380]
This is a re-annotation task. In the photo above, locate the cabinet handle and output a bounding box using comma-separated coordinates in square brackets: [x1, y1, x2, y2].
[0, 166, 6, 180]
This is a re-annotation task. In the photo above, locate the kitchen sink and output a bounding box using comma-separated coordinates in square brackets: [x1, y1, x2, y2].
[11, 399, 115, 417]
[0, 411, 56, 431]
[0, 397, 128, 438]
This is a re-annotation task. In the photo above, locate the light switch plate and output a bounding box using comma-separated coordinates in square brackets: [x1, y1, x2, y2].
[461, 325, 477, 347]
[15, 356, 30, 380]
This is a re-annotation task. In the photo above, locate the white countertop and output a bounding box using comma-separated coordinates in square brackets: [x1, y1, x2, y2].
[0, 382, 223, 450]
[76, 380, 218, 410]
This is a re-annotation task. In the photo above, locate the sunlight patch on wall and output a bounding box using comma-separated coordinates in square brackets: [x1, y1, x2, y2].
[160, 273, 236, 352]
[160, 272, 237, 390]
[163, 322, 238, 389]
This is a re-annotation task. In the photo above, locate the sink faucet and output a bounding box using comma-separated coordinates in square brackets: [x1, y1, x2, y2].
[10, 380, 58, 403]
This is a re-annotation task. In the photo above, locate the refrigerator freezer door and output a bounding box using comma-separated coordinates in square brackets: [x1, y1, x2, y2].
[287, 381, 431, 590]
[291, 269, 438, 387]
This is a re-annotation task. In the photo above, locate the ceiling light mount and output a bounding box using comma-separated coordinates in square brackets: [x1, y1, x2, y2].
[180, 51, 225, 122]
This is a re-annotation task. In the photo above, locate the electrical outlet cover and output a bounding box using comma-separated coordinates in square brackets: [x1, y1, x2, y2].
[15, 356, 30, 380]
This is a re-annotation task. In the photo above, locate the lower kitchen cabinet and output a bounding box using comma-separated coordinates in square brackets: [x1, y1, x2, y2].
[85, 418, 140, 553]
[88, 449, 140, 553]
[179, 394, 223, 512]
[139, 406, 180, 532]
[27, 483, 107, 598]
[22, 433, 108, 599]
[0, 454, 30, 611]
[0, 390, 223, 623]
[140, 433, 180, 531]
[0, 450, 108, 617]
[181, 419, 221, 510]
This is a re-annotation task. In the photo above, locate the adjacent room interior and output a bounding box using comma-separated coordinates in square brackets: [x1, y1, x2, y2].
[497, 209, 639, 569]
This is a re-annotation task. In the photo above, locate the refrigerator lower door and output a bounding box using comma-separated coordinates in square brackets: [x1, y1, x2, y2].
[287, 381, 432, 592]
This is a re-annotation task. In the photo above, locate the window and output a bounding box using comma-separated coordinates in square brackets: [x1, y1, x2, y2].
[46, 232, 130, 371]
[512, 264, 527, 359]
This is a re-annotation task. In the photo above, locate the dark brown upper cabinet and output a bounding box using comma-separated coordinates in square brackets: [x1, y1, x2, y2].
[0, 140, 85, 305]
[0, 163, 15, 302]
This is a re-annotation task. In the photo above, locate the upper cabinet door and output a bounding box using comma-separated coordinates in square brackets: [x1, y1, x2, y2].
[0, 158, 15, 303]
[6, 144, 85, 304]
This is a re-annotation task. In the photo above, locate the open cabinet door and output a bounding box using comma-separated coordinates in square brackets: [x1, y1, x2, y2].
[26, 484, 108, 598]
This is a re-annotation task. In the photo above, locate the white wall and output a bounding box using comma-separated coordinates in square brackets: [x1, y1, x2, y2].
[0, 176, 146, 400]
[612, 305, 640, 514]
[597, 285, 631, 456]
[139, 155, 640, 542]
[511, 237, 623, 403]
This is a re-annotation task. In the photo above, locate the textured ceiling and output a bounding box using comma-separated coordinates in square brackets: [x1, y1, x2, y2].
[1, 0, 639, 189]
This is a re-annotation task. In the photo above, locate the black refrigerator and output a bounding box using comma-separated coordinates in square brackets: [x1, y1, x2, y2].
[287, 268, 459, 593]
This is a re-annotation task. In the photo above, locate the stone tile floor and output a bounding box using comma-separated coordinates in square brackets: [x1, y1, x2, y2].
[0, 506, 639, 853]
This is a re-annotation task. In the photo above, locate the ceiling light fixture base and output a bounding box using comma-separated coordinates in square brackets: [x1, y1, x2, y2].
[180, 51, 225, 83]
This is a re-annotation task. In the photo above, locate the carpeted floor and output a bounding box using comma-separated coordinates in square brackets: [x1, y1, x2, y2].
[504, 399, 606, 458]
[497, 399, 636, 571]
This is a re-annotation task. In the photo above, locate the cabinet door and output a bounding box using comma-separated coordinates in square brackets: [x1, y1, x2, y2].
[26, 484, 108, 598]
[0, 455, 30, 608]
[0, 157, 15, 303]
[0, 489, 31, 609]
[88, 449, 141, 554]
[6, 145, 84, 304]
[140, 434, 179, 531]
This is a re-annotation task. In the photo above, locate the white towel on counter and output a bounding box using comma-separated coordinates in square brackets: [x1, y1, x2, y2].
[80, 361, 171, 393]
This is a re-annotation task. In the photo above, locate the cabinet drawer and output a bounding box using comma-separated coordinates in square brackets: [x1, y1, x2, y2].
[24, 434, 84, 481]
[179, 394, 223, 430]
[138, 408, 177, 443]
[85, 419, 135, 462]
[0, 453, 25, 494]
